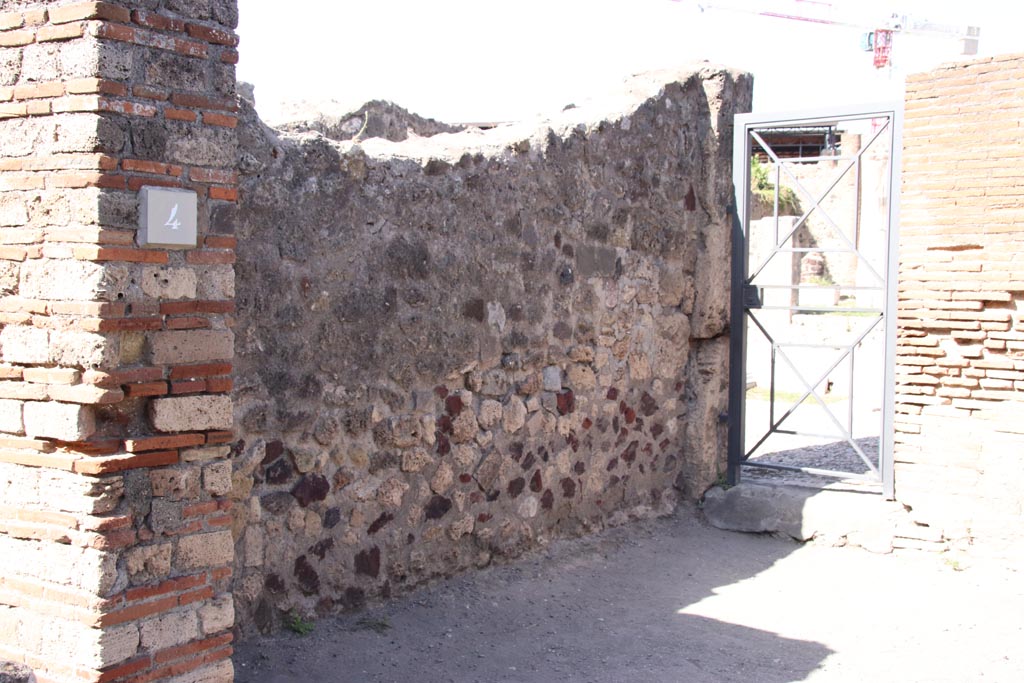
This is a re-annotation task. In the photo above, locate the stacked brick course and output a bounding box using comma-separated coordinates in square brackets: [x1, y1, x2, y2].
[896, 53, 1024, 555]
[0, 1, 238, 681]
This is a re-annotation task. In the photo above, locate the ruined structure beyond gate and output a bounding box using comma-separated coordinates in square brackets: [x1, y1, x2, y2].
[0, 1, 753, 679]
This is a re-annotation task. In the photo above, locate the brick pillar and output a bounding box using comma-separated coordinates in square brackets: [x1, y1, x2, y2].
[896, 53, 1024, 556]
[0, 2, 239, 681]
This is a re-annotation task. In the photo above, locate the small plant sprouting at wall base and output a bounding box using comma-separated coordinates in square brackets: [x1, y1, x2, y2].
[285, 610, 315, 635]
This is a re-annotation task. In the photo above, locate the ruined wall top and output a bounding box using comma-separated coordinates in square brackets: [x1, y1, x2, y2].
[255, 64, 748, 164]
[269, 97, 465, 143]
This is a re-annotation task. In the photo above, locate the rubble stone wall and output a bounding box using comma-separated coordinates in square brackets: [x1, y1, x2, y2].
[896, 53, 1024, 557]
[231, 67, 752, 633]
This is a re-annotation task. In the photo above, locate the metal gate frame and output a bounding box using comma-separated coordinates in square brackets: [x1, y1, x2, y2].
[728, 104, 902, 499]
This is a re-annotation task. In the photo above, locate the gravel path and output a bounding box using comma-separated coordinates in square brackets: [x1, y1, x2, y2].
[742, 435, 879, 490]
[741, 392, 883, 491]
[741, 311, 887, 491]
[233, 508, 1023, 683]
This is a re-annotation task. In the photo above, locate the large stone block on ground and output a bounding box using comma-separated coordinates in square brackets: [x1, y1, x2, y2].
[702, 483, 903, 552]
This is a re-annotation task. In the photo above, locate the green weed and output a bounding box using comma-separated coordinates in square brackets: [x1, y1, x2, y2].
[285, 610, 315, 636]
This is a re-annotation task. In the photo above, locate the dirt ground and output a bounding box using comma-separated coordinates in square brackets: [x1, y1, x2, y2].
[233, 507, 1023, 683]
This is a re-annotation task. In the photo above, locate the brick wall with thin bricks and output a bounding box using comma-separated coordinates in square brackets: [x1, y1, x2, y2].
[0, 1, 239, 682]
[896, 53, 1024, 552]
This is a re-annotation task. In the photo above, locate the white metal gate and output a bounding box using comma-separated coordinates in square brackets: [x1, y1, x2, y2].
[728, 105, 902, 498]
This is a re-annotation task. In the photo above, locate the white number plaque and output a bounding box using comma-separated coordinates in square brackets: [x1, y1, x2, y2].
[138, 186, 198, 248]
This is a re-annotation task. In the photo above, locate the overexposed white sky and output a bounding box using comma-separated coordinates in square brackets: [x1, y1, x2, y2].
[237, 0, 1021, 123]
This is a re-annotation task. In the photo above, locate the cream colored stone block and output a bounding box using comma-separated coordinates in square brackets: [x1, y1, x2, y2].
[49, 330, 116, 368]
[0, 398, 23, 434]
[1, 325, 49, 364]
[23, 400, 95, 441]
[198, 594, 234, 635]
[502, 396, 527, 433]
[430, 461, 454, 494]
[376, 477, 409, 509]
[139, 610, 198, 651]
[567, 364, 597, 390]
[164, 659, 233, 683]
[149, 330, 233, 365]
[141, 266, 197, 300]
[175, 530, 233, 570]
[182, 445, 230, 463]
[477, 399, 502, 430]
[243, 528, 264, 568]
[125, 543, 173, 583]
[151, 395, 232, 432]
[150, 467, 201, 499]
[203, 461, 232, 496]
[19, 259, 107, 301]
[401, 447, 432, 473]
[196, 265, 234, 300]
[91, 623, 140, 669]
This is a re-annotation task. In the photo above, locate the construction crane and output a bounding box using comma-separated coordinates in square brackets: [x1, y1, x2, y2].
[674, 0, 980, 69]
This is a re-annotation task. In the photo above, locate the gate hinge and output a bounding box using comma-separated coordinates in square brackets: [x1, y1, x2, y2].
[742, 284, 763, 309]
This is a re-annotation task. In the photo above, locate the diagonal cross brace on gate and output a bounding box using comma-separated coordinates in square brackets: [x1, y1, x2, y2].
[746, 121, 892, 288]
[744, 310, 884, 478]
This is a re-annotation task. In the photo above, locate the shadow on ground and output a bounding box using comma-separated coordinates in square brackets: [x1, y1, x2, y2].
[233, 509, 829, 683]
